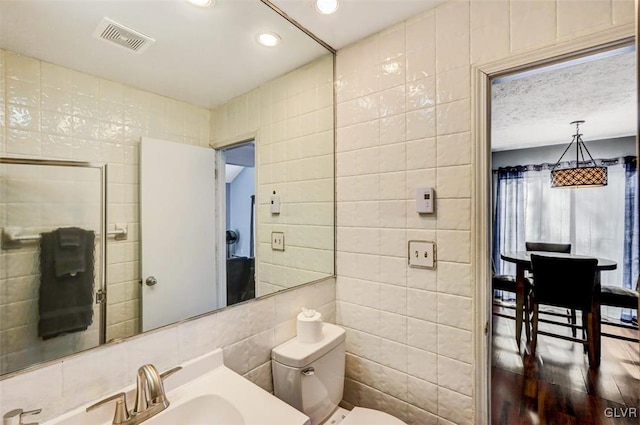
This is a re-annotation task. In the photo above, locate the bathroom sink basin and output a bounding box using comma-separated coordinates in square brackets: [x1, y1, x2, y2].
[147, 395, 244, 425]
[43, 349, 310, 425]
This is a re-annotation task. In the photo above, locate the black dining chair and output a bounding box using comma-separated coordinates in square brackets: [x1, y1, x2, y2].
[491, 261, 531, 343]
[529, 254, 599, 367]
[492, 262, 517, 303]
[492, 271, 517, 294]
[526, 241, 576, 335]
[525, 241, 572, 253]
[600, 274, 639, 342]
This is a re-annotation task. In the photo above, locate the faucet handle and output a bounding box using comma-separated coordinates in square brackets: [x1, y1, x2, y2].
[86, 392, 130, 425]
[3, 408, 42, 425]
[159, 366, 182, 381]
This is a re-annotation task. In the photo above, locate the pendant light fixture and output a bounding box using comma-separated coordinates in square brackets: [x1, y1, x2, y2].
[550, 120, 608, 188]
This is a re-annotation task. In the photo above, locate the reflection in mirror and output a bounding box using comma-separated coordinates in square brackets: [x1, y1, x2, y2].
[1, 160, 106, 374]
[210, 53, 335, 300]
[0, 0, 334, 376]
[139, 137, 218, 332]
[222, 141, 257, 307]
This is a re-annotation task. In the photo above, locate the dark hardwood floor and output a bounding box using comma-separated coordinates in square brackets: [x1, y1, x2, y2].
[491, 305, 639, 425]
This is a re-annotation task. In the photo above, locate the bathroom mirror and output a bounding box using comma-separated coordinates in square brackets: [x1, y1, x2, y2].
[0, 0, 334, 376]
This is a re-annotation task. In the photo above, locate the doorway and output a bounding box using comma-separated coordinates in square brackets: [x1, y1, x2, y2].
[485, 45, 639, 423]
[221, 141, 256, 306]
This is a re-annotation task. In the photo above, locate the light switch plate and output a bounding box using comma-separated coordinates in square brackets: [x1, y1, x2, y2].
[408, 240, 436, 269]
[271, 232, 285, 251]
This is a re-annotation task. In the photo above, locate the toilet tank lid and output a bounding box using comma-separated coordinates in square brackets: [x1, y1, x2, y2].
[272, 323, 346, 368]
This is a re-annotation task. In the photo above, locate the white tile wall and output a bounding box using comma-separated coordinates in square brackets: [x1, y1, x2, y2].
[0, 277, 335, 423]
[210, 54, 335, 297]
[335, 1, 633, 424]
[0, 48, 211, 374]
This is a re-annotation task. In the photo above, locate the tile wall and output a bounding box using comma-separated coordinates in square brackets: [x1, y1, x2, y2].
[334, 0, 634, 424]
[0, 48, 210, 374]
[0, 277, 335, 423]
[210, 53, 335, 297]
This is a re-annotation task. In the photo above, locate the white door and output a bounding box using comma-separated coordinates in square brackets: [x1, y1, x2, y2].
[140, 137, 217, 331]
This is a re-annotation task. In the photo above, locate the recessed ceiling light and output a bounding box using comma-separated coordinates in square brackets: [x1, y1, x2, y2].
[257, 32, 281, 47]
[315, 0, 339, 14]
[187, 0, 214, 7]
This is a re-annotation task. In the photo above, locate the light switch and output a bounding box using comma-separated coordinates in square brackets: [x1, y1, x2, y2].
[272, 232, 285, 251]
[408, 240, 436, 269]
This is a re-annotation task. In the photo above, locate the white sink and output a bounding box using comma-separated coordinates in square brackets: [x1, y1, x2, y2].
[43, 349, 310, 425]
[147, 395, 244, 425]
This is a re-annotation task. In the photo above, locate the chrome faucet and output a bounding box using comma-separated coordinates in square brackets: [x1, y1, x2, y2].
[86, 364, 182, 425]
[134, 365, 169, 414]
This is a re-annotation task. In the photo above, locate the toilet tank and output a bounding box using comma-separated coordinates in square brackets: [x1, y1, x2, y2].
[272, 323, 346, 425]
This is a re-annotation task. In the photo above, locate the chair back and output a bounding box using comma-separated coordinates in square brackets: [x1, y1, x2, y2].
[525, 241, 571, 254]
[530, 254, 598, 311]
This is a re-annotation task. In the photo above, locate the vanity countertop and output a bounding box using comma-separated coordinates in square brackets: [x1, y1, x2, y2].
[42, 349, 310, 425]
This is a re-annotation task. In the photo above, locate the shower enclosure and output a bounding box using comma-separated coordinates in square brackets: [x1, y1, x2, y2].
[0, 157, 109, 375]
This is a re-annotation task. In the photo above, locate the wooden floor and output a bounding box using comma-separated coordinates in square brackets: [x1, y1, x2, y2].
[491, 306, 640, 425]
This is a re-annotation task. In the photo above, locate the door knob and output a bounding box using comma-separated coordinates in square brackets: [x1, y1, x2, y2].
[145, 276, 158, 286]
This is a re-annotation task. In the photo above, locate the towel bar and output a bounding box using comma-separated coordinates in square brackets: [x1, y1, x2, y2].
[1, 224, 128, 250]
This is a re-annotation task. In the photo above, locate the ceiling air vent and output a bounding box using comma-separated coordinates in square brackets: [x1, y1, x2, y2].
[93, 17, 155, 54]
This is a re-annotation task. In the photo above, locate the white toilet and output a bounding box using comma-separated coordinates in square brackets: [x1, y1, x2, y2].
[272, 323, 406, 425]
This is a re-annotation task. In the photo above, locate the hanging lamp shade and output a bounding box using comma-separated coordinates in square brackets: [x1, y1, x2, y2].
[550, 121, 608, 188]
[551, 166, 607, 187]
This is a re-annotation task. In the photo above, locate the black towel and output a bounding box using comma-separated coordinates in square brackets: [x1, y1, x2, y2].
[54, 227, 87, 277]
[38, 229, 95, 340]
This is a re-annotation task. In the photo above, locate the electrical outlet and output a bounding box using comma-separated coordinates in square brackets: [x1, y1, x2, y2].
[272, 232, 285, 251]
[408, 240, 436, 269]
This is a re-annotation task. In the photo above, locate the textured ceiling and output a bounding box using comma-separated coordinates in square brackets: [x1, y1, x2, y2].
[491, 49, 637, 151]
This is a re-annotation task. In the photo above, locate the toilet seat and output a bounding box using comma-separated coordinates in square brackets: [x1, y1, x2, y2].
[339, 407, 406, 425]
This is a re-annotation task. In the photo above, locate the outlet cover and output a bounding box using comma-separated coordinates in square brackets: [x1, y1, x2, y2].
[408, 240, 436, 269]
[272, 232, 285, 251]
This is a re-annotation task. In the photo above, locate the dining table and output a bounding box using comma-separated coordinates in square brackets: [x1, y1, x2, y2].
[500, 251, 617, 365]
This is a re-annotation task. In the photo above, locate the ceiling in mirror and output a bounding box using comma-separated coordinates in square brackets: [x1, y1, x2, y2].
[0, 0, 329, 108]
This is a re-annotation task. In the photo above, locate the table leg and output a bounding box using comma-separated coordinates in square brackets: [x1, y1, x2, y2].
[516, 265, 525, 349]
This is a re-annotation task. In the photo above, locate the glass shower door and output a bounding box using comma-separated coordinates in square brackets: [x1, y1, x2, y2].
[0, 159, 105, 375]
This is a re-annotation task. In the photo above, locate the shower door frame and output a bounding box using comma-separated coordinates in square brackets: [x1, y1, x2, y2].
[0, 157, 108, 345]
